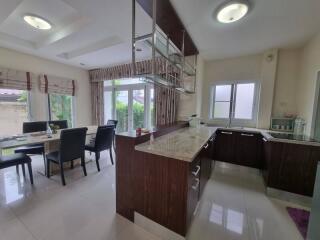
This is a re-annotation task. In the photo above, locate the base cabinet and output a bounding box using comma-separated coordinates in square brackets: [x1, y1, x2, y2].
[263, 140, 320, 196]
[214, 130, 262, 168]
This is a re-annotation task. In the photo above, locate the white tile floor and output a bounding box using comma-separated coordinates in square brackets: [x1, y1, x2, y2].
[0, 152, 305, 240]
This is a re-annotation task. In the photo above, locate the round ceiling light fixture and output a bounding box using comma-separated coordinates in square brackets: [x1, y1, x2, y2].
[216, 1, 249, 24]
[23, 14, 52, 30]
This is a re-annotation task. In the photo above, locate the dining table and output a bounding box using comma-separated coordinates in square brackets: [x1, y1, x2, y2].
[0, 125, 98, 176]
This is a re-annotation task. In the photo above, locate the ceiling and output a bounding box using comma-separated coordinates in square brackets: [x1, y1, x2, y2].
[0, 0, 152, 69]
[1, 0, 320, 69]
[170, 0, 320, 60]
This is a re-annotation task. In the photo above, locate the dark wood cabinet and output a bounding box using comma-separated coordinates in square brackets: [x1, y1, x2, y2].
[262, 140, 320, 196]
[234, 132, 262, 168]
[214, 130, 262, 168]
[214, 130, 236, 163]
[199, 141, 212, 197]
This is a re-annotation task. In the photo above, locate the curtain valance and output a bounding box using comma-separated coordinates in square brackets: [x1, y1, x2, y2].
[0, 67, 34, 90]
[39, 74, 76, 96]
[89, 57, 180, 82]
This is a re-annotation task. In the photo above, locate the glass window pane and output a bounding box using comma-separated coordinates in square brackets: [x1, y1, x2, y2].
[214, 102, 230, 118]
[104, 90, 112, 124]
[115, 90, 128, 132]
[133, 89, 145, 129]
[49, 94, 73, 127]
[0, 89, 28, 137]
[215, 85, 232, 101]
[234, 83, 255, 119]
[150, 88, 155, 129]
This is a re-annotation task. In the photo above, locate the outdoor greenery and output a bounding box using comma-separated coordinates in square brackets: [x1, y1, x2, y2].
[49, 94, 73, 127]
[115, 101, 144, 132]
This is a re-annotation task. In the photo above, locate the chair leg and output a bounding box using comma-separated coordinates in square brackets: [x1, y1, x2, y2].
[22, 164, 26, 177]
[27, 162, 34, 185]
[16, 165, 19, 174]
[42, 152, 47, 176]
[95, 152, 100, 172]
[109, 149, 114, 165]
[59, 162, 66, 186]
[81, 156, 87, 176]
[46, 159, 51, 178]
[70, 160, 74, 169]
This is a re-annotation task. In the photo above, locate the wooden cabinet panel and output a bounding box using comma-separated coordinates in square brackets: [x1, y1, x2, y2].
[187, 158, 200, 229]
[214, 130, 236, 163]
[235, 132, 262, 168]
[200, 142, 212, 197]
[263, 141, 319, 196]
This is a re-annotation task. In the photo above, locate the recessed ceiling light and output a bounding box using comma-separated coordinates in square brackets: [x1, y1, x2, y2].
[23, 14, 52, 30]
[216, 1, 249, 23]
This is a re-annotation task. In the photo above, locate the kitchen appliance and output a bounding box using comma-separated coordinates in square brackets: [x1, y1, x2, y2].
[189, 114, 201, 128]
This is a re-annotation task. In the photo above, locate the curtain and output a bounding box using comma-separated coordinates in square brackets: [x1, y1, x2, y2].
[39, 74, 76, 96]
[155, 74, 179, 126]
[91, 81, 104, 125]
[89, 57, 179, 82]
[0, 66, 34, 90]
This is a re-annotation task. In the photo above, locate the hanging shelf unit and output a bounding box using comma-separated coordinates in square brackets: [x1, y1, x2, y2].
[132, 0, 197, 94]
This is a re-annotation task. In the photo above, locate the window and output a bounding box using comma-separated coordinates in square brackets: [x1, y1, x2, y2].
[211, 82, 257, 125]
[104, 78, 154, 132]
[48, 94, 74, 127]
[0, 89, 30, 137]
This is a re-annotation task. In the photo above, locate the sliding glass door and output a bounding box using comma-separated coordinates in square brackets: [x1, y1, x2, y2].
[115, 90, 129, 132]
[104, 79, 153, 133]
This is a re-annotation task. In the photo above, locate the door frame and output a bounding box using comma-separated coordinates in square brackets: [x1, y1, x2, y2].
[105, 82, 153, 131]
[311, 71, 320, 138]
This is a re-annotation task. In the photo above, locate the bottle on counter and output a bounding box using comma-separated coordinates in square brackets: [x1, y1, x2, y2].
[150, 132, 154, 144]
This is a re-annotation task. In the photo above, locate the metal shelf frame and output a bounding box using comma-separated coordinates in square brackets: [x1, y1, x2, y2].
[132, 0, 197, 94]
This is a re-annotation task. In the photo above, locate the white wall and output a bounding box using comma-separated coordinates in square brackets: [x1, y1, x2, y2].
[273, 49, 300, 117]
[201, 53, 263, 127]
[296, 32, 320, 135]
[0, 47, 92, 127]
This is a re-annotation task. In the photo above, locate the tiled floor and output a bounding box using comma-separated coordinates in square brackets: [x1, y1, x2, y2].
[0, 152, 305, 240]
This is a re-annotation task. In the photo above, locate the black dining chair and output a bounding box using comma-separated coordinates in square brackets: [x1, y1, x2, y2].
[107, 120, 118, 149]
[46, 127, 88, 186]
[85, 125, 114, 171]
[15, 121, 47, 173]
[48, 120, 68, 130]
[0, 153, 33, 184]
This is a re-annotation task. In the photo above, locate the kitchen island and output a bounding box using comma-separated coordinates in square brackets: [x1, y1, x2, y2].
[116, 123, 320, 238]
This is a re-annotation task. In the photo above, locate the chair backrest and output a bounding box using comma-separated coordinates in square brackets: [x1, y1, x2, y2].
[23, 121, 47, 134]
[107, 120, 118, 128]
[95, 125, 114, 152]
[49, 120, 68, 129]
[59, 127, 88, 163]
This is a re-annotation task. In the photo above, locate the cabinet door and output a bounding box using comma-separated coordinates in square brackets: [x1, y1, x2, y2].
[235, 132, 262, 168]
[200, 142, 212, 197]
[187, 158, 200, 228]
[214, 130, 236, 163]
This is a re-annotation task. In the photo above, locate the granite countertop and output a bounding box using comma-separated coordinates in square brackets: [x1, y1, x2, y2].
[135, 126, 218, 162]
[134, 125, 320, 162]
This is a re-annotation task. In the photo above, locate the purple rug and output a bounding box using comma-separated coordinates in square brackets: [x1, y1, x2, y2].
[286, 207, 310, 239]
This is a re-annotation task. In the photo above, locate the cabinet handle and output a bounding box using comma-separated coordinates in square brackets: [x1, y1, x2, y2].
[221, 131, 232, 135]
[204, 143, 209, 149]
[209, 137, 214, 142]
[192, 178, 200, 190]
[192, 165, 201, 177]
[241, 133, 254, 137]
[262, 138, 267, 142]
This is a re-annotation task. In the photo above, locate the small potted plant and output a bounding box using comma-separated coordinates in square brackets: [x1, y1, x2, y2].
[49, 124, 60, 134]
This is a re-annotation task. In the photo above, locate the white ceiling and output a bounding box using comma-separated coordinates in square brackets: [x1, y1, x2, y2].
[0, 0, 152, 69]
[0, 0, 320, 69]
[170, 0, 320, 60]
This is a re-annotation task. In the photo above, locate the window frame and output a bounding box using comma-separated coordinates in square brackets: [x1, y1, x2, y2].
[47, 93, 75, 127]
[104, 79, 154, 131]
[210, 80, 259, 127]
